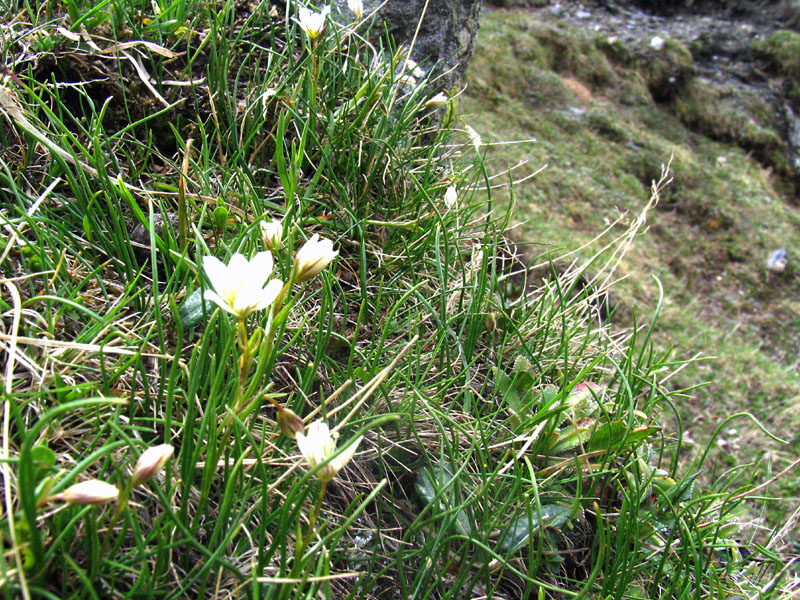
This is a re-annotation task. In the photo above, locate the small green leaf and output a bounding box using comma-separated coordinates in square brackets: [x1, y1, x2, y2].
[496, 505, 572, 554]
[31, 445, 56, 470]
[179, 288, 213, 328]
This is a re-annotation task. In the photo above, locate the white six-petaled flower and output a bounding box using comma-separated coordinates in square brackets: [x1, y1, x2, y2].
[296, 420, 362, 482]
[293, 234, 338, 283]
[203, 252, 283, 319]
[297, 5, 330, 39]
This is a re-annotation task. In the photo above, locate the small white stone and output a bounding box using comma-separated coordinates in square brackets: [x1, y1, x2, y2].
[650, 35, 665, 51]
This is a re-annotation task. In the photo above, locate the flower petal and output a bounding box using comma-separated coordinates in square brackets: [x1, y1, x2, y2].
[258, 278, 284, 310]
[332, 435, 362, 473]
[203, 290, 239, 316]
[203, 256, 229, 292]
[248, 251, 274, 285]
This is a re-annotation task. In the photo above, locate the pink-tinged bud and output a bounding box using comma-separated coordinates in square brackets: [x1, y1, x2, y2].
[567, 382, 603, 405]
[51, 480, 119, 505]
[277, 408, 305, 440]
[131, 444, 174, 488]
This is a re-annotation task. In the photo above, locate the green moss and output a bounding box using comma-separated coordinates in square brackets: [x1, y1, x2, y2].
[672, 78, 791, 182]
[637, 37, 694, 102]
[753, 29, 800, 80]
[595, 34, 633, 65]
[587, 109, 630, 143]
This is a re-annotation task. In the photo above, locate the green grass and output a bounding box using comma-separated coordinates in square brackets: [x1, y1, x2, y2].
[0, 1, 798, 598]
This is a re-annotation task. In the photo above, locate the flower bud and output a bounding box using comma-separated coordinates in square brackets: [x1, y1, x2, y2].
[131, 444, 174, 488]
[424, 92, 448, 109]
[51, 480, 119, 505]
[465, 124, 482, 151]
[260, 219, 284, 251]
[293, 234, 338, 283]
[214, 201, 229, 232]
[444, 185, 458, 209]
[277, 408, 305, 440]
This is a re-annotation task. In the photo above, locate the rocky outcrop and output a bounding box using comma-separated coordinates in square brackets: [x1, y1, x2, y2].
[332, 0, 482, 92]
[487, 0, 800, 194]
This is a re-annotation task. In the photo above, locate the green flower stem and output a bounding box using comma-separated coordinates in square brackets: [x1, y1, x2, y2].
[284, 479, 328, 595]
[236, 317, 252, 398]
[100, 481, 132, 558]
[310, 38, 319, 115]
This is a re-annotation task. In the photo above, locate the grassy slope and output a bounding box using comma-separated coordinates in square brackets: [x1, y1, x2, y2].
[2, 2, 799, 596]
[463, 7, 800, 522]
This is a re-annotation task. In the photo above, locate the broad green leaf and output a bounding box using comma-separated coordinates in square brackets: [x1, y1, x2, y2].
[587, 422, 660, 452]
[496, 504, 572, 554]
[415, 464, 472, 536]
[179, 288, 212, 328]
[547, 421, 593, 454]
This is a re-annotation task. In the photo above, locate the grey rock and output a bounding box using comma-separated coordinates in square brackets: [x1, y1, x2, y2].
[331, 0, 482, 93]
[766, 247, 788, 272]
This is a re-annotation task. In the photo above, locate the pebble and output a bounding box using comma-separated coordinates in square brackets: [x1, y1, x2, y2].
[766, 247, 788, 272]
[650, 35, 665, 50]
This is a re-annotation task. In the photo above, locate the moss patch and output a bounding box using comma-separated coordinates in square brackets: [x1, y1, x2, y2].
[753, 29, 800, 80]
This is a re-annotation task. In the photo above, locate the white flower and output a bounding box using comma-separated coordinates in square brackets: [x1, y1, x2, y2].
[293, 234, 338, 283]
[297, 5, 330, 39]
[260, 219, 284, 251]
[347, 0, 363, 20]
[465, 125, 482, 151]
[131, 444, 174, 488]
[444, 185, 458, 209]
[203, 252, 284, 319]
[404, 58, 424, 79]
[296, 420, 362, 482]
[424, 92, 448, 109]
[51, 480, 119, 505]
